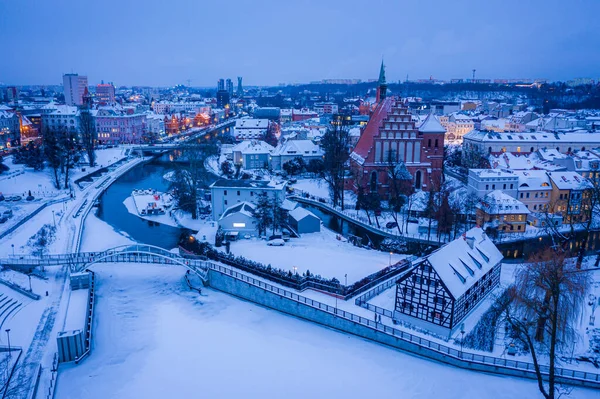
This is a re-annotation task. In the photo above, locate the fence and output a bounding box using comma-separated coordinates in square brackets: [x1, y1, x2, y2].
[205, 260, 600, 388]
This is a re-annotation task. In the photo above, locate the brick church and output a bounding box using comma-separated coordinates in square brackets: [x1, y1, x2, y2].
[348, 62, 446, 197]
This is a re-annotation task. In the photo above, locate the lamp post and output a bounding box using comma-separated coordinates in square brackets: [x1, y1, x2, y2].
[52, 210, 56, 227]
[345, 273, 347, 287]
[389, 252, 393, 266]
[28, 274, 32, 292]
[589, 294, 598, 326]
[293, 266, 297, 276]
[5, 329, 11, 358]
[11, 244, 14, 256]
[459, 323, 465, 359]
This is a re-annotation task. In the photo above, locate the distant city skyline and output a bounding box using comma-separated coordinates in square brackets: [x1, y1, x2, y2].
[1, 0, 598, 87]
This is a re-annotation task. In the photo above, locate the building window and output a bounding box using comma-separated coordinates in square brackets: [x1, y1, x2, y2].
[224, 190, 227, 195]
[224, 200, 228, 205]
[486, 185, 489, 190]
[503, 184, 506, 189]
[237, 191, 240, 196]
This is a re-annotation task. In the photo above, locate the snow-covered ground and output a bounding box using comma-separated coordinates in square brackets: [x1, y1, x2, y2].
[80, 211, 136, 252]
[53, 263, 598, 399]
[224, 227, 407, 283]
[0, 148, 126, 197]
[289, 178, 357, 206]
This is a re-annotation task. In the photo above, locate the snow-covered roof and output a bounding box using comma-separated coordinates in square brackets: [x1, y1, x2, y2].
[220, 201, 256, 219]
[289, 207, 318, 222]
[210, 179, 287, 190]
[273, 140, 322, 156]
[547, 172, 593, 190]
[512, 170, 552, 190]
[477, 190, 530, 215]
[465, 130, 600, 144]
[426, 227, 503, 299]
[418, 113, 446, 133]
[469, 169, 516, 179]
[232, 140, 274, 155]
[235, 118, 269, 129]
[281, 199, 299, 211]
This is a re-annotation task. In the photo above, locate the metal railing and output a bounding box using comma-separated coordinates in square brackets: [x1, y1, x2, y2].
[205, 261, 600, 386]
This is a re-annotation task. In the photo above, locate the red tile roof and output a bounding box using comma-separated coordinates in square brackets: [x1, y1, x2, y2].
[350, 97, 393, 163]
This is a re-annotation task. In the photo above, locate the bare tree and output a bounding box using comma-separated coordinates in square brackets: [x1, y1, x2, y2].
[504, 248, 590, 399]
[170, 141, 218, 219]
[43, 126, 62, 189]
[321, 123, 350, 208]
[385, 150, 413, 234]
[462, 144, 491, 169]
[79, 106, 97, 167]
[60, 127, 80, 190]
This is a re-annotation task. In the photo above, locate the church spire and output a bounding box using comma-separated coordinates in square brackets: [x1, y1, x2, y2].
[378, 59, 386, 85]
[376, 59, 388, 103]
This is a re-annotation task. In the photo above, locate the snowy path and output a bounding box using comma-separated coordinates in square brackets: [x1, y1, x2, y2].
[10, 267, 67, 397]
[54, 263, 599, 399]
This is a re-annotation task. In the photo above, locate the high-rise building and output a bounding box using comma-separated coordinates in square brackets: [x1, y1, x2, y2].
[237, 77, 243, 97]
[226, 78, 234, 99]
[63, 73, 88, 106]
[216, 90, 230, 109]
[217, 78, 225, 91]
[96, 81, 115, 104]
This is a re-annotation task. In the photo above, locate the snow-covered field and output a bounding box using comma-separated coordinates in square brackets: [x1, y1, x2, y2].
[225, 227, 406, 283]
[54, 262, 599, 399]
[0, 148, 126, 197]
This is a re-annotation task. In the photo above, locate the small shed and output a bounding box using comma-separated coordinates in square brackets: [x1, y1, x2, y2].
[218, 202, 258, 236]
[288, 207, 320, 234]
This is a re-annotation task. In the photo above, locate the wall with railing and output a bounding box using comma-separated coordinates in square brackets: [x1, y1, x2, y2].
[205, 261, 600, 389]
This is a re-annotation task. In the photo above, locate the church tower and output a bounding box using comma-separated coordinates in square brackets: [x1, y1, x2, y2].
[376, 60, 387, 103]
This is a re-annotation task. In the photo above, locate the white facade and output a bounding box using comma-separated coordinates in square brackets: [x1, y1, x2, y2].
[467, 169, 518, 198]
[210, 179, 287, 220]
[271, 139, 323, 170]
[234, 118, 269, 141]
[41, 105, 80, 134]
[464, 129, 600, 154]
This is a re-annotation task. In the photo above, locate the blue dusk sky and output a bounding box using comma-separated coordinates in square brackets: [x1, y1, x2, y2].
[0, 0, 598, 86]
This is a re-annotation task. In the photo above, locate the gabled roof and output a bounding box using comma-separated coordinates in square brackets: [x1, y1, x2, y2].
[426, 227, 503, 299]
[477, 190, 530, 215]
[289, 207, 318, 222]
[220, 201, 256, 220]
[547, 171, 593, 190]
[418, 113, 446, 133]
[232, 140, 274, 155]
[350, 97, 394, 164]
[273, 139, 322, 156]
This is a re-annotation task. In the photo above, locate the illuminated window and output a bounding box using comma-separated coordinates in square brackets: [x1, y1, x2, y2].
[233, 223, 246, 228]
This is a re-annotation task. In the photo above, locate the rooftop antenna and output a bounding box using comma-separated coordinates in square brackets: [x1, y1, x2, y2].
[472, 69, 476, 81]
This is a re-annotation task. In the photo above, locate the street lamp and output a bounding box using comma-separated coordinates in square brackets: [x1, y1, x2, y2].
[11, 244, 14, 256]
[293, 266, 297, 276]
[5, 329, 11, 358]
[459, 323, 465, 359]
[345, 273, 348, 286]
[52, 210, 56, 227]
[589, 294, 598, 326]
[28, 274, 32, 292]
[389, 252, 393, 266]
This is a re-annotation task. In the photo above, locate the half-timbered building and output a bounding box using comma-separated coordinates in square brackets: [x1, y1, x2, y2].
[394, 227, 503, 337]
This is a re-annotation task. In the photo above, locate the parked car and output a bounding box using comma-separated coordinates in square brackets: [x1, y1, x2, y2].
[267, 238, 285, 246]
[268, 234, 283, 241]
[282, 231, 291, 241]
[10, 196, 22, 202]
[26, 195, 35, 201]
[0, 216, 7, 224]
[385, 221, 398, 229]
[3, 209, 13, 218]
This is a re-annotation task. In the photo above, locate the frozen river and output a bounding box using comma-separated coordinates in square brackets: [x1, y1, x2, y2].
[54, 263, 597, 399]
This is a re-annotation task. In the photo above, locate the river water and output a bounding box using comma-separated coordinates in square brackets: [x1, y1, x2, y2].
[97, 154, 600, 260]
[96, 154, 193, 249]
